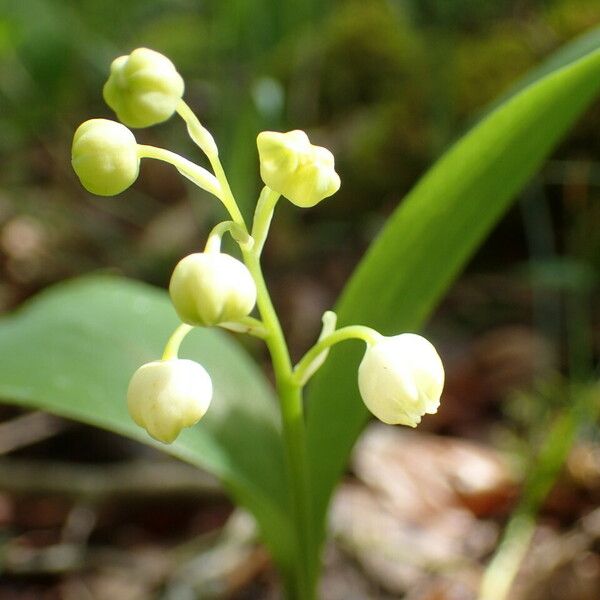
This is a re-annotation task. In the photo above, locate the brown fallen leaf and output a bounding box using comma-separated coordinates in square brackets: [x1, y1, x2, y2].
[352, 424, 518, 521]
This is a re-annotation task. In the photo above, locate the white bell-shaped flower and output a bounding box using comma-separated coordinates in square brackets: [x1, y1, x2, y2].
[169, 252, 257, 327]
[127, 359, 212, 443]
[358, 334, 444, 427]
[257, 130, 340, 207]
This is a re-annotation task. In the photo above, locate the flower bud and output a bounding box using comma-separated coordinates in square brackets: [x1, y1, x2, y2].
[358, 334, 444, 427]
[103, 47, 185, 128]
[71, 119, 140, 196]
[169, 252, 257, 327]
[257, 130, 340, 207]
[127, 359, 212, 443]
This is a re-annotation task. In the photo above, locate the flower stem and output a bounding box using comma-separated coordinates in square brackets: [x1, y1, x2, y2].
[218, 316, 267, 339]
[244, 181, 314, 597]
[292, 325, 380, 386]
[175, 101, 246, 229]
[252, 187, 281, 255]
[243, 248, 314, 599]
[176, 99, 219, 159]
[176, 101, 314, 596]
[205, 221, 254, 253]
[137, 145, 224, 202]
[162, 324, 194, 361]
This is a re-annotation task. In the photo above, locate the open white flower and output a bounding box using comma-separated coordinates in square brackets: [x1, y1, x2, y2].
[127, 359, 212, 443]
[257, 130, 340, 207]
[358, 334, 444, 427]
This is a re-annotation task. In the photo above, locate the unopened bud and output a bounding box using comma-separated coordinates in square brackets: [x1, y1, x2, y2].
[127, 359, 212, 444]
[358, 334, 444, 427]
[257, 130, 340, 207]
[72, 119, 139, 196]
[169, 252, 257, 327]
[104, 47, 184, 128]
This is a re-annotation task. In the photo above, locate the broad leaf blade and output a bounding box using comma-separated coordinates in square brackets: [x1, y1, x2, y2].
[307, 49, 600, 541]
[0, 275, 293, 568]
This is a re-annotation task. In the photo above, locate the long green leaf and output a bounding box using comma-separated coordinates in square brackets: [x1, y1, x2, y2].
[306, 48, 600, 545]
[0, 275, 293, 570]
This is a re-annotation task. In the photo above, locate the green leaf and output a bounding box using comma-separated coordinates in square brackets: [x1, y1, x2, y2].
[0, 275, 294, 570]
[306, 48, 600, 545]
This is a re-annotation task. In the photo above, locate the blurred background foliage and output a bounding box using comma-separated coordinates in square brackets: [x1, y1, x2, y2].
[1, 0, 599, 446]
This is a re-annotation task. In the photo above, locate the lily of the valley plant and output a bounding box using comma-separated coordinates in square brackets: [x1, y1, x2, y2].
[72, 47, 444, 598]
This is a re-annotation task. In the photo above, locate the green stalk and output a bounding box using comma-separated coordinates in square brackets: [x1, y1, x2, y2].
[292, 326, 380, 386]
[137, 145, 224, 203]
[162, 324, 194, 361]
[479, 284, 596, 600]
[244, 189, 315, 597]
[478, 411, 576, 600]
[176, 101, 246, 228]
[178, 103, 316, 597]
[242, 248, 314, 600]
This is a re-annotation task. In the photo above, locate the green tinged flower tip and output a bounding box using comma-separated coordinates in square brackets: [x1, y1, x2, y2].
[257, 130, 341, 207]
[127, 358, 212, 444]
[169, 252, 257, 327]
[358, 334, 444, 427]
[71, 119, 140, 196]
[103, 47, 185, 128]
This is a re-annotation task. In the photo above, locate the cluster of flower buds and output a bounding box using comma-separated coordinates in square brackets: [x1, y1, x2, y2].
[72, 47, 444, 444]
